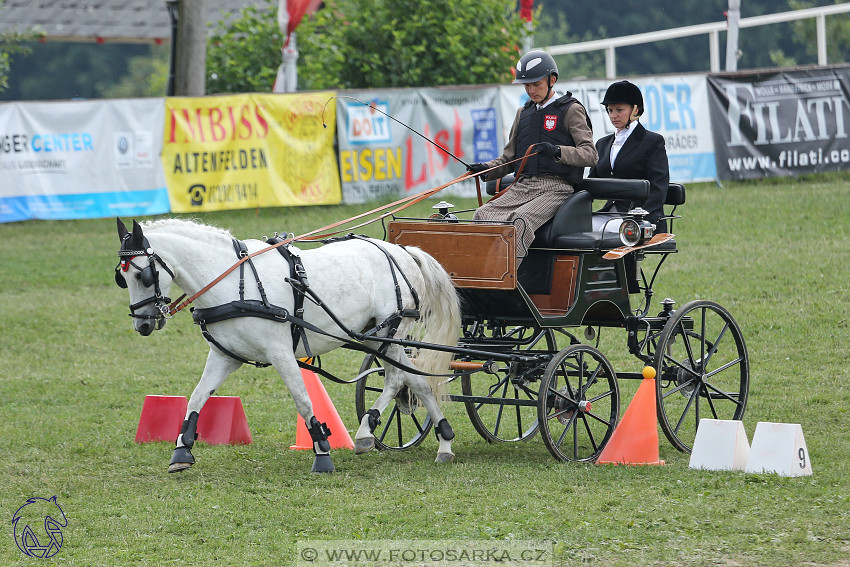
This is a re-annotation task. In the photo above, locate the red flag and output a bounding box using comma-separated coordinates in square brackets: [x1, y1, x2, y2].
[520, 0, 533, 22]
[286, 0, 323, 34]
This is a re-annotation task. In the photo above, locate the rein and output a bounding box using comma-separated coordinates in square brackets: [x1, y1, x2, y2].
[167, 156, 537, 317]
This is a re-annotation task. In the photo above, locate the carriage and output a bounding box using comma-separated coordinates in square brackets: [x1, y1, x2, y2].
[353, 177, 750, 462]
[115, 173, 749, 472]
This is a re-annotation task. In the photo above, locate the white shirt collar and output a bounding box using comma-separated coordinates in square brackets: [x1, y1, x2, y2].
[613, 121, 637, 146]
[536, 91, 559, 110]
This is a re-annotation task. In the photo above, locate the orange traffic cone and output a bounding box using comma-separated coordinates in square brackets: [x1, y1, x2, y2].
[290, 368, 354, 450]
[596, 366, 665, 465]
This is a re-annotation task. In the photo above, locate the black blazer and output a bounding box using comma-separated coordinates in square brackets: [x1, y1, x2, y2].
[588, 122, 670, 232]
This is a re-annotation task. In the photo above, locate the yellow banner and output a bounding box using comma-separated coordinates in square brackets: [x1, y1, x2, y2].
[162, 92, 340, 212]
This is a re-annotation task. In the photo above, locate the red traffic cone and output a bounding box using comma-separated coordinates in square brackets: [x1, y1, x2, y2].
[290, 368, 354, 450]
[596, 367, 665, 465]
[197, 396, 252, 445]
[135, 395, 188, 443]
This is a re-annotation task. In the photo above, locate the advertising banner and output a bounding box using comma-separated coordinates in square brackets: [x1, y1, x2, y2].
[335, 87, 501, 203]
[500, 74, 716, 183]
[162, 92, 340, 212]
[708, 67, 850, 180]
[0, 99, 168, 223]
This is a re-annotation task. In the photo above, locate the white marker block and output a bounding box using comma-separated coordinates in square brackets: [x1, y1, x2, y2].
[745, 422, 812, 477]
[689, 419, 750, 471]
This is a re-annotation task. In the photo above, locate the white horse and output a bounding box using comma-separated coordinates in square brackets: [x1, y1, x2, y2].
[115, 218, 461, 473]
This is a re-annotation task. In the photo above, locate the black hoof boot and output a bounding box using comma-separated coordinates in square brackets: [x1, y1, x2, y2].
[307, 416, 335, 474]
[169, 446, 195, 473]
[311, 453, 335, 473]
[168, 412, 199, 473]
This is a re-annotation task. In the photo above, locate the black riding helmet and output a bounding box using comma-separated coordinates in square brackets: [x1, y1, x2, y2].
[512, 50, 559, 84]
[600, 80, 644, 116]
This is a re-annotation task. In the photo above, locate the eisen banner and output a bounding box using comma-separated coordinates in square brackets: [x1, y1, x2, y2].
[162, 92, 341, 212]
[0, 99, 169, 223]
[499, 74, 716, 183]
[335, 87, 501, 203]
[708, 66, 850, 180]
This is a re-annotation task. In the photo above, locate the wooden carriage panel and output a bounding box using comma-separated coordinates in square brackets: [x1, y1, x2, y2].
[528, 255, 579, 316]
[387, 221, 516, 289]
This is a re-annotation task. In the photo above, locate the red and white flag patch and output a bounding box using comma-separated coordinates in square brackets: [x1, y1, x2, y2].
[544, 115, 557, 131]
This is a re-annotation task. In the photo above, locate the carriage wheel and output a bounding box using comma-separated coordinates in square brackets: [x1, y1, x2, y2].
[538, 344, 619, 462]
[354, 353, 432, 451]
[461, 326, 556, 443]
[653, 300, 749, 453]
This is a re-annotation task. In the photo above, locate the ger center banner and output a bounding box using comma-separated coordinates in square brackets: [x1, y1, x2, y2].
[0, 98, 168, 223]
[163, 92, 341, 212]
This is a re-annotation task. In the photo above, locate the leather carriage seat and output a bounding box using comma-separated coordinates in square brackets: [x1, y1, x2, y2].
[485, 176, 685, 251]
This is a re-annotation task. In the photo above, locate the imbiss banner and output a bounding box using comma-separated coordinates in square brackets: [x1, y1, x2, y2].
[708, 67, 850, 180]
[335, 87, 501, 203]
[163, 92, 341, 212]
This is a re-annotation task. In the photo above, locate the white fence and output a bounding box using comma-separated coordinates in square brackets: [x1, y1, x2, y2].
[543, 3, 850, 78]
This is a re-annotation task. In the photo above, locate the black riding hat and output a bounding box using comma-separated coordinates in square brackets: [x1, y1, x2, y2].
[513, 50, 559, 84]
[601, 80, 644, 116]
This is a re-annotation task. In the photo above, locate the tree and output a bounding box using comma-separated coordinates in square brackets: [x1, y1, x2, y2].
[0, 0, 43, 93]
[297, 0, 533, 89]
[100, 45, 170, 99]
[206, 0, 284, 94]
[205, 0, 533, 93]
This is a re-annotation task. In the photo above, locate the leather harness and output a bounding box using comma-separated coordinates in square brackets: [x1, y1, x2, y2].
[190, 235, 422, 378]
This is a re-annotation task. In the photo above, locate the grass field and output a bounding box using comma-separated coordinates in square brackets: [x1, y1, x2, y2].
[1, 175, 849, 566]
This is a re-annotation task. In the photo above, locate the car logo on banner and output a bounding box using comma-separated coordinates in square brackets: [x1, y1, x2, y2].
[544, 115, 557, 131]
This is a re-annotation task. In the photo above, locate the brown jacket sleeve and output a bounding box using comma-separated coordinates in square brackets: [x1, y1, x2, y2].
[557, 102, 598, 168]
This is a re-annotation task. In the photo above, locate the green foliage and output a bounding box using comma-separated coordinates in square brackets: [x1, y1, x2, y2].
[100, 45, 170, 99]
[782, 0, 850, 64]
[0, 28, 43, 92]
[536, 0, 847, 76]
[296, 0, 533, 89]
[0, 42, 152, 101]
[206, 0, 283, 94]
[533, 9, 604, 80]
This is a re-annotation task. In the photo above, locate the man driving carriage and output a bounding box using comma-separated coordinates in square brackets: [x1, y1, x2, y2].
[467, 50, 598, 262]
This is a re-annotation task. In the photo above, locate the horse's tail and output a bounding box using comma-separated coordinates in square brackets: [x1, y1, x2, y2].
[404, 246, 461, 399]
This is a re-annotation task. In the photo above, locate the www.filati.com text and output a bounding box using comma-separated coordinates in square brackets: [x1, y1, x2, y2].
[728, 148, 850, 171]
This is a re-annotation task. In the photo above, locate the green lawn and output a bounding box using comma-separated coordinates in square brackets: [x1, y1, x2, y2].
[1, 176, 848, 566]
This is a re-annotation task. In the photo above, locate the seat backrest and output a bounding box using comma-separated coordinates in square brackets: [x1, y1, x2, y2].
[666, 183, 686, 205]
[531, 190, 593, 247]
[582, 178, 649, 202]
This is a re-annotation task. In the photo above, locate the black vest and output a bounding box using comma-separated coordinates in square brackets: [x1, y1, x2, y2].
[515, 93, 589, 188]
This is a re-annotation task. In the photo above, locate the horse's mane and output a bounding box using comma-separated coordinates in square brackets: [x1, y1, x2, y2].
[140, 218, 235, 244]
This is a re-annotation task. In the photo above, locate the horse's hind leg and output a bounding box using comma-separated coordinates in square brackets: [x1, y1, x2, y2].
[353, 361, 406, 455]
[169, 349, 241, 473]
[402, 372, 455, 463]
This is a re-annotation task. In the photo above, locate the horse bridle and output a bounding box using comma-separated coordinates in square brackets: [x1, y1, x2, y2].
[114, 235, 175, 323]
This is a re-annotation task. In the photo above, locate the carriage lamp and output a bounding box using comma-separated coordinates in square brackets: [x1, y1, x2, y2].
[618, 219, 641, 247]
[621, 207, 655, 245]
[430, 201, 458, 222]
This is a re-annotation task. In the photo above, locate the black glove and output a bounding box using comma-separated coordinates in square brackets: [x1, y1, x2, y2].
[536, 142, 560, 159]
[467, 162, 488, 174]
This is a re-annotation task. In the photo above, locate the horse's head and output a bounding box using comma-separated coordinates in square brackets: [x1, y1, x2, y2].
[115, 218, 175, 336]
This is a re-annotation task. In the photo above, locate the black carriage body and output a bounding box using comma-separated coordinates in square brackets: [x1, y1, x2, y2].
[377, 179, 749, 459]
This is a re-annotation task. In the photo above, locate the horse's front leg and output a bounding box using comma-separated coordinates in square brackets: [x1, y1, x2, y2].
[169, 348, 242, 473]
[271, 355, 335, 473]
